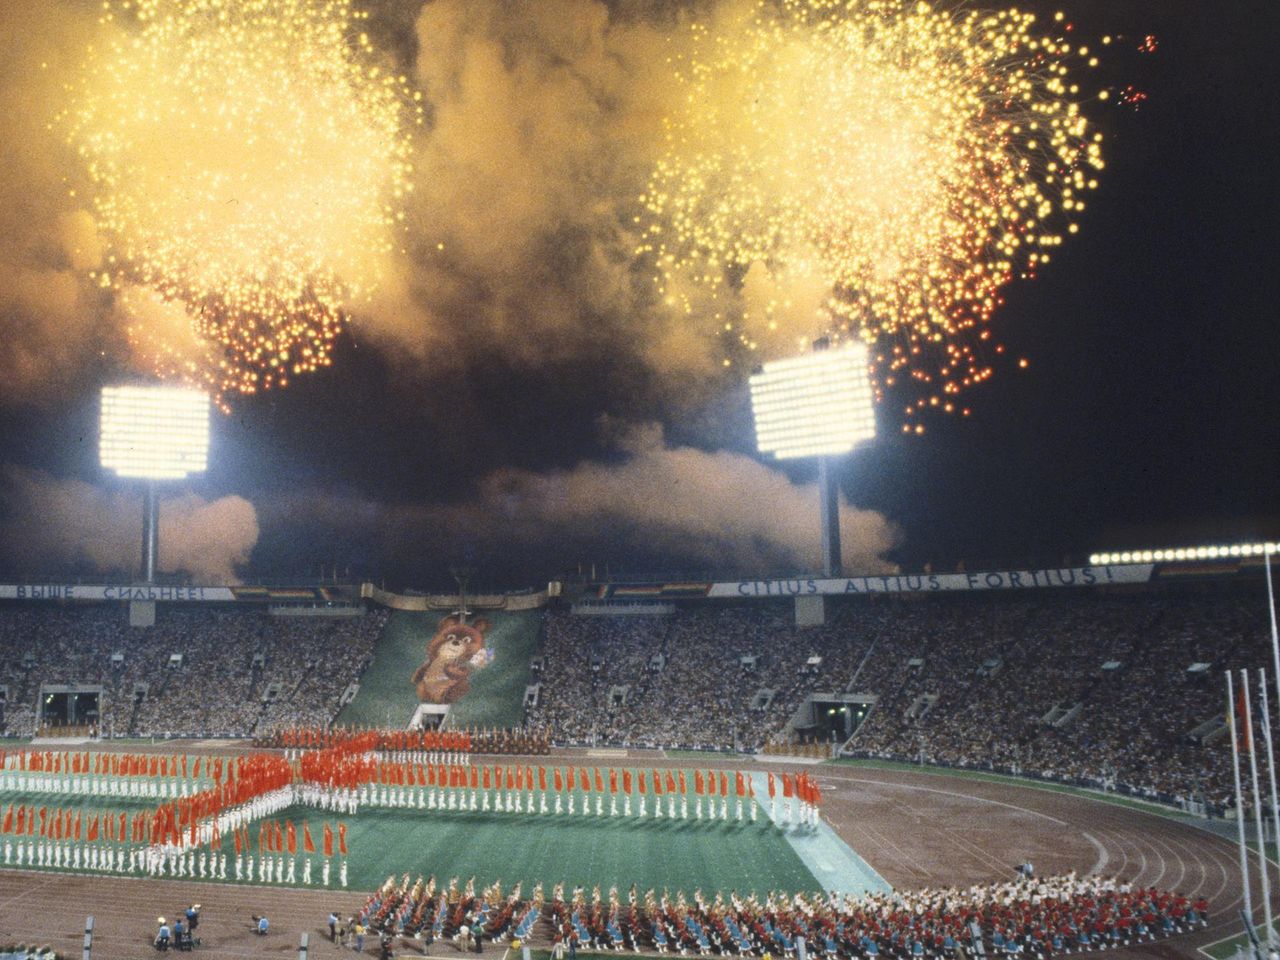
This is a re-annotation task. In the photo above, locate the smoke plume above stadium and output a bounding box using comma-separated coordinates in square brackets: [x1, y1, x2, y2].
[263, 423, 898, 580]
[0, 468, 259, 583]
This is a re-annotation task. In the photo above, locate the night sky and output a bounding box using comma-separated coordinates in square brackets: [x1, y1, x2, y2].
[0, 0, 1276, 590]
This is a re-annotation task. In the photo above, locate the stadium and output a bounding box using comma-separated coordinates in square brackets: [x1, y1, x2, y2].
[0, 0, 1276, 959]
[0, 557, 1272, 959]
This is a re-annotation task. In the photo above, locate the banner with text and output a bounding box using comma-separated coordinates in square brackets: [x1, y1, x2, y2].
[588, 564, 1155, 600]
[0, 584, 351, 603]
[712, 564, 1153, 597]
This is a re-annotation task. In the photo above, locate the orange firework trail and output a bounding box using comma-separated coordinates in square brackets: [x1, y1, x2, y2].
[642, 0, 1108, 427]
[63, 0, 421, 408]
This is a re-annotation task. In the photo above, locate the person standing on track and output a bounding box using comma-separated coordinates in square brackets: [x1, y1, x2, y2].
[353, 919, 366, 953]
[155, 917, 171, 951]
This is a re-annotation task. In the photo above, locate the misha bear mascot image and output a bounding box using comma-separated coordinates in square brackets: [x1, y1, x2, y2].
[412, 615, 494, 704]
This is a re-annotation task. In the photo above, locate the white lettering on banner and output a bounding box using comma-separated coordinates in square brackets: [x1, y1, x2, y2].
[0, 584, 238, 602]
[706, 564, 1155, 599]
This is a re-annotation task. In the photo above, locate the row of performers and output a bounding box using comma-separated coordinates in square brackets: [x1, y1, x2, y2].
[0, 749, 276, 783]
[322, 765, 821, 826]
[0, 835, 351, 887]
[262, 726, 477, 753]
[355, 875, 1208, 958]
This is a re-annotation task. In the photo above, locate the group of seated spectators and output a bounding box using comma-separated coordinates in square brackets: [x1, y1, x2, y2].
[527, 587, 1268, 810]
[0, 603, 387, 739]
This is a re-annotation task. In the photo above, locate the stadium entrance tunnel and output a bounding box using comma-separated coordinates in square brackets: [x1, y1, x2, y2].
[790, 694, 874, 745]
[39, 684, 101, 732]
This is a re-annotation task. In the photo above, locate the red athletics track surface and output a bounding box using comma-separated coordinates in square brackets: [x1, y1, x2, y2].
[0, 746, 1250, 960]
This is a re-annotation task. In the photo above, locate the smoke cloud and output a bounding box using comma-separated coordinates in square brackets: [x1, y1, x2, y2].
[0, 3, 110, 400]
[267, 423, 897, 580]
[351, 0, 734, 393]
[0, 468, 259, 583]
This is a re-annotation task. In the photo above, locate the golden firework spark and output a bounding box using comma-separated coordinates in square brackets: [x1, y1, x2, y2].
[641, 0, 1106, 423]
[63, 0, 421, 407]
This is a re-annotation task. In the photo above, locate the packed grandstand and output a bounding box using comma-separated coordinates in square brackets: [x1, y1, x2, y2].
[0, 567, 1266, 813]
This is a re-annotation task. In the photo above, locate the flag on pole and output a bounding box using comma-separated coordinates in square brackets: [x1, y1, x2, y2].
[338, 822, 348, 855]
[304, 821, 315, 854]
[1234, 682, 1253, 752]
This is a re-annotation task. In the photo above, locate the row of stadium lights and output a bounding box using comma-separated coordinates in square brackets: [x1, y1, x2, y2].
[1090, 543, 1279, 565]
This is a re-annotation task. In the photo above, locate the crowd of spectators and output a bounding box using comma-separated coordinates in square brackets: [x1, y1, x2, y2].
[527, 586, 1269, 809]
[0, 603, 387, 739]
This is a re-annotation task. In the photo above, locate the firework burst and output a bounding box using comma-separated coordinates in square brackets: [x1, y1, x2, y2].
[642, 0, 1106, 425]
[63, 0, 421, 407]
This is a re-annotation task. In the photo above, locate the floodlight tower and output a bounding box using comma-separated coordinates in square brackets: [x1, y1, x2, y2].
[749, 341, 876, 578]
[99, 385, 211, 583]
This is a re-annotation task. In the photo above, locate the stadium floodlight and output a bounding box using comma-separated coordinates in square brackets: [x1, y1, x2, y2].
[1089, 542, 1280, 566]
[101, 385, 210, 479]
[100, 385, 211, 582]
[750, 343, 876, 460]
[749, 342, 876, 577]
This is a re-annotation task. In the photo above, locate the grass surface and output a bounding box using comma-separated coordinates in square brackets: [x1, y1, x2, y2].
[0, 789, 169, 815]
[268, 800, 818, 895]
[337, 611, 540, 730]
[1197, 921, 1277, 960]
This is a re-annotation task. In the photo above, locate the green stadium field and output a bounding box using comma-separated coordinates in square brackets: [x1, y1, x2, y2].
[1, 765, 893, 898]
[264, 800, 819, 895]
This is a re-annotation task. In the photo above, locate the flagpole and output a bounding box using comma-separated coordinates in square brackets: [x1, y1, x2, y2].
[1260, 669, 1280, 948]
[1245, 669, 1275, 945]
[1231, 670, 1257, 932]
[1267, 549, 1280, 692]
